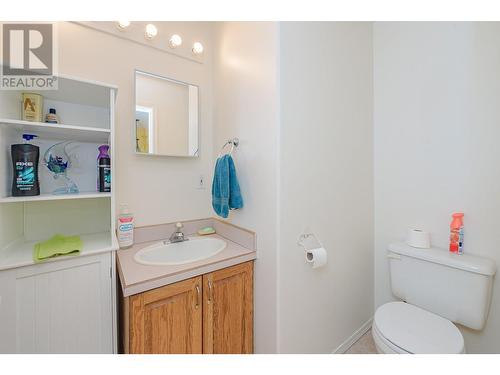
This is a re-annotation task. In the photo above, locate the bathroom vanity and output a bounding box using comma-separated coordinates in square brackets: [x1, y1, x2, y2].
[117, 219, 256, 354]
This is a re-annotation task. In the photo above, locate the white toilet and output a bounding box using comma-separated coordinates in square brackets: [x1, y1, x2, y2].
[373, 242, 496, 354]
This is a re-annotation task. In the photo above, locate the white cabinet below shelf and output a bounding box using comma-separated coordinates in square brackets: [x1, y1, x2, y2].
[0, 252, 114, 353]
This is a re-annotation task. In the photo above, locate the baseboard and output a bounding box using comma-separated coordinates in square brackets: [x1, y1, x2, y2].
[332, 318, 373, 354]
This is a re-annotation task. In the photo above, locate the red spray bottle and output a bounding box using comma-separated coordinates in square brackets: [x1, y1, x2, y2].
[449, 213, 464, 254]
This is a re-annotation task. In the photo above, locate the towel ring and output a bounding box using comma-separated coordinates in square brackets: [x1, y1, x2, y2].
[218, 138, 239, 158]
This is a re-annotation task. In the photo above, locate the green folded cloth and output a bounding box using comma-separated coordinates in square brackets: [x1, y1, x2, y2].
[34, 234, 83, 261]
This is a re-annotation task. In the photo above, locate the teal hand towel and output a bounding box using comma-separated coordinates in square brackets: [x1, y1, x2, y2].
[34, 234, 83, 261]
[227, 156, 243, 210]
[212, 154, 243, 218]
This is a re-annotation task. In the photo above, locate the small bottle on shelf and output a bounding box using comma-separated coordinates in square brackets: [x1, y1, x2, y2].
[45, 108, 60, 124]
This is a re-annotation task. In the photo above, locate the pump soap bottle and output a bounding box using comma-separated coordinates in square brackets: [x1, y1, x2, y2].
[117, 205, 134, 249]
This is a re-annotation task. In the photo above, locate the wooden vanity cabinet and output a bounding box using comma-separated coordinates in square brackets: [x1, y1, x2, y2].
[125, 276, 203, 354]
[203, 261, 253, 354]
[122, 261, 253, 354]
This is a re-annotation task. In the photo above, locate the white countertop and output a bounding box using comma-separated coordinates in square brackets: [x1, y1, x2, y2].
[117, 233, 256, 297]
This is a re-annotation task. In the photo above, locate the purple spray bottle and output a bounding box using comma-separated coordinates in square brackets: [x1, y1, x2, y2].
[97, 145, 111, 192]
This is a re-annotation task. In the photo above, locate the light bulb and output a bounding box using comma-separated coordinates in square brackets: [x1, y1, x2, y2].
[116, 21, 130, 30]
[192, 42, 204, 55]
[169, 34, 182, 48]
[145, 24, 158, 40]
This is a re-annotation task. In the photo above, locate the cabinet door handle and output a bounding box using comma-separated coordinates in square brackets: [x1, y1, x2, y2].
[208, 280, 213, 304]
[195, 285, 201, 309]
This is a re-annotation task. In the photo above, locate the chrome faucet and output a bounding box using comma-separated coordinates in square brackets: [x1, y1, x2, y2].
[169, 222, 188, 243]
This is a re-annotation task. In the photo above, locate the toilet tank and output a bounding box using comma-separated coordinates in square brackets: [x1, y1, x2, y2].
[388, 243, 496, 330]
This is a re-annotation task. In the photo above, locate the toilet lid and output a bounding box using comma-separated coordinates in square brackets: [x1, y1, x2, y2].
[374, 302, 464, 354]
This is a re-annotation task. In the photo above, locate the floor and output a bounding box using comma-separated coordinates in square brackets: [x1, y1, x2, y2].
[345, 329, 378, 354]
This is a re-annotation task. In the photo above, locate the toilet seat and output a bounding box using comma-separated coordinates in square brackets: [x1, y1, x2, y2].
[373, 302, 465, 354]
[372, 321, 409, 353]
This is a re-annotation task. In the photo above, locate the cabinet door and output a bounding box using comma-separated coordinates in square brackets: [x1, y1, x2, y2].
[129, 276, 202, 354]
[203, 261, 253, 354]
[0, 253, 113, 353]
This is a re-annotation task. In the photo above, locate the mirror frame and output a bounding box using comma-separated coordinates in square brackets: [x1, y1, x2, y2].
[133, 69, 200, 158]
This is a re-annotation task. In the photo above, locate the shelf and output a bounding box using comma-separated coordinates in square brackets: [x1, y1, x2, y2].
[24, 74, 116, 108]
[0, 192, 111, 204]
[0, 118, 110, 143]
[0, 231, 119, 271]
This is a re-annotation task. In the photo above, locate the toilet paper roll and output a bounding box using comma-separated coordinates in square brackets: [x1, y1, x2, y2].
[305, 247, 327, 269]
[406, 229, 431, 249]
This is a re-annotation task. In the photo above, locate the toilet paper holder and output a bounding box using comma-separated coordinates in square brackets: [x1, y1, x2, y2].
[298, 232, 328, 269]
[297, 232, 324, 253]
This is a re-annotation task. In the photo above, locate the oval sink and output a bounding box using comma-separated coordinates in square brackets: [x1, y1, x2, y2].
[134, 237, 227, 266]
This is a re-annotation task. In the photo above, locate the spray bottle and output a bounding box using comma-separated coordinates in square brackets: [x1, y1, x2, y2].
[97, 145, 111, 192]
[449, 212, 464, 254]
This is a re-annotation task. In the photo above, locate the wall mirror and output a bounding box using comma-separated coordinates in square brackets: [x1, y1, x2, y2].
[135, 70, 199, 157]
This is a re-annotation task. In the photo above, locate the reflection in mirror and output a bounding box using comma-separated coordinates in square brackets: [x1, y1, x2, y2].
[135, 106, 153, 153]
[135, 71, 199, 157]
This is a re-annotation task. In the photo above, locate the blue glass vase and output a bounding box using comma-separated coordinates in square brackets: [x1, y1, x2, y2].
[43, 141, 79, 195]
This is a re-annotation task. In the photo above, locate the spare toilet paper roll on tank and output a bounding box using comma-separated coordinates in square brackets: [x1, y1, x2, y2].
[406, 229, 431, 249]
[306, 247, 327, 269]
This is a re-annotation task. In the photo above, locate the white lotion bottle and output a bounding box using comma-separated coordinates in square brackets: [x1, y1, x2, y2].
[117, 204, 134, 249]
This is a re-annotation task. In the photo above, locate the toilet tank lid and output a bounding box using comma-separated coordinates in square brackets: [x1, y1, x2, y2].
[388, 242, 497, 276]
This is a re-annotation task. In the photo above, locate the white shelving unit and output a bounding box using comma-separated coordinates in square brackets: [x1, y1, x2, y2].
[0, 75, 119, 354]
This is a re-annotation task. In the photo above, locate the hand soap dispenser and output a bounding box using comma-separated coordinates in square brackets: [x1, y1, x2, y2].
[118, 205, 134, 249]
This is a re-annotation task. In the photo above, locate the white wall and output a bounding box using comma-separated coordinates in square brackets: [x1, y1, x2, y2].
[374, 22, 500, 353]
[0, 203, 23, 249]
[57, 22, 214, 227]
[279, 22, 374, 353]
[212, 22, 280, 353]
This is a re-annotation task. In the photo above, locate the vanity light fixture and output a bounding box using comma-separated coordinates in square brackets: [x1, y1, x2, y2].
[116, 21, 130, 30]
[169, 34, 182, 48]
[145, 24, 158, 40]
[192, 42, 204, 55]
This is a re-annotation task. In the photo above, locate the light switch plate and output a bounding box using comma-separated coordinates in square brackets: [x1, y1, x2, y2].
[197, 175, 205, 190]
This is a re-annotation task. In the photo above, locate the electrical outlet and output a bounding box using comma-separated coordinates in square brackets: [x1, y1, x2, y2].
[197, 175, 205, 190]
